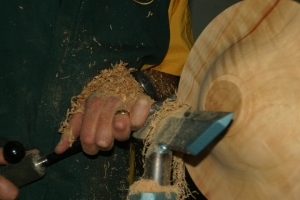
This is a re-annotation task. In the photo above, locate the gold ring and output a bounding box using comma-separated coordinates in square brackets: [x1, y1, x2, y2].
[115, 109, 131, 117]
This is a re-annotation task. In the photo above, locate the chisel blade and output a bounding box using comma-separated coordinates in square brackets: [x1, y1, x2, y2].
[133, 109, 233, 155]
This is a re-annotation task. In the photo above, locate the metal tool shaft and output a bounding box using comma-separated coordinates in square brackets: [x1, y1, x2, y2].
[143, 144, 172, 186]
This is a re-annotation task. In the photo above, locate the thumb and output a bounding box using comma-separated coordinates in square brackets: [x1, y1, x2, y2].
[0, 176, 19, 200]
[0, 148, 19, 199]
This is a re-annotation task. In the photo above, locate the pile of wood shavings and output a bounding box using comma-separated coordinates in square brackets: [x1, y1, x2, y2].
[58, 62, 145, 144]
[141, 99, 195, 200]
[128, 179, 177, 196]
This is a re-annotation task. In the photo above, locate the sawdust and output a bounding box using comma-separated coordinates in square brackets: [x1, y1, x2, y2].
[172, 153, 194, 199]
[58, 62, 146, 144]
[140, 99, 194, 200]
[142, 99, 188, 153]
[128, 179, 177, 195]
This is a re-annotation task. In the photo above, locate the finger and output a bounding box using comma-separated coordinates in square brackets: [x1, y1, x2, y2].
[0, 148, 7, 165]
[26, 149, 40, 155]
[55, 112, 83, 154]
[0, 176, 19, 200]
[130, 96, 152, 130]
[94, 97, 121, 151]
[112, 111, 131, 141]
[80, 97, 105, 155]
[81, 97, 119, 154]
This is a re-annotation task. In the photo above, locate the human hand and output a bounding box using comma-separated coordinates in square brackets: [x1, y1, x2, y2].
[55, 95, 152, 155]
[0, 147, 40, 199]
[0, 147, 19, 200]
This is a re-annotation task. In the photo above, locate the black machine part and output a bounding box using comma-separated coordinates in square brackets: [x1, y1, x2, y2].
[3, 141, 26, 164]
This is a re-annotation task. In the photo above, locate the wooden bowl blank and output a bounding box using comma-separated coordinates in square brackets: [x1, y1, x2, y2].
[178, 0, 300, 199]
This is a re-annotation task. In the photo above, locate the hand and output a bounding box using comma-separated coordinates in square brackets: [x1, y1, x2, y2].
[55, 95, 152, 155]
[0, 148, 19, 200]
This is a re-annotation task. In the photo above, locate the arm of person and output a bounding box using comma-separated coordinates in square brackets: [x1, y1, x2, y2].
[55, 0, 193, 155]
[0, 148, 40, 199]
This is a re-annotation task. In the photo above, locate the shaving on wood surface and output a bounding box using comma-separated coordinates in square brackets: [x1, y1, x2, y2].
[137, 98, 194, 200]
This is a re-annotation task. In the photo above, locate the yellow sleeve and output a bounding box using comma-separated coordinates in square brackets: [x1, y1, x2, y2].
[142, 0, 194, 76]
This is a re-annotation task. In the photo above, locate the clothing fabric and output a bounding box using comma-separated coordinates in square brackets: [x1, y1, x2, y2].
[0, 1, 171, 199]
[142, 0, 194, 76]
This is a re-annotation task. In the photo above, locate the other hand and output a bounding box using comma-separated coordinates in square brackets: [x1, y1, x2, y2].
[0, 147, 19, 200]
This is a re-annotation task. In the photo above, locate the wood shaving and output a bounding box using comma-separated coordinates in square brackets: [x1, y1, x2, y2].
[146, 11, 153, 18]
[139, 99, 194, 200]
[142, 99, 188, 153]
[128, 179, 177, 195]
[58, 62, 146, 144]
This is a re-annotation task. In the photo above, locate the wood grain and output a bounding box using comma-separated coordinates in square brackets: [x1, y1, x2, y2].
[178, 0, 300, 199]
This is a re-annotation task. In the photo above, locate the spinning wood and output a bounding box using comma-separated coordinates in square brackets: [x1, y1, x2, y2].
[178, 0, 300, 199]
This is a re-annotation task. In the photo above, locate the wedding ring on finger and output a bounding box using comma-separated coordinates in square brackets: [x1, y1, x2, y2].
[115, 109, 131, 118]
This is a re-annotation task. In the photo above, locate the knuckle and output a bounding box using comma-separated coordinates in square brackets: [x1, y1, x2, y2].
[136, 97, 151, 107]
[137, 95, 152, 107]
[114, 120, 127, 132]
[80, 135, 94, 146]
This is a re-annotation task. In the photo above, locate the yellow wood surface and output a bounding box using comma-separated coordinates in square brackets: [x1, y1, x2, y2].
[178, 0, 300, 199]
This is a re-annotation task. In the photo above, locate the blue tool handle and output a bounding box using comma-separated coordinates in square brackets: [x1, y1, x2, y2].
[0, 154, 46, 187]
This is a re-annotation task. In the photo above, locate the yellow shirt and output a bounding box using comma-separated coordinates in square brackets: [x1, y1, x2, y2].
[142, 0, 194, 76]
